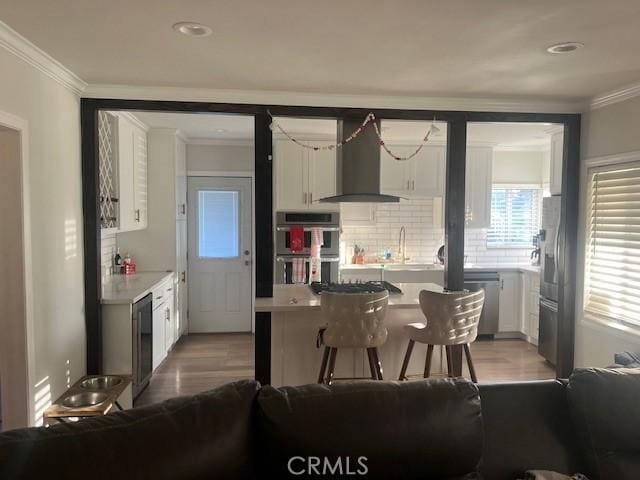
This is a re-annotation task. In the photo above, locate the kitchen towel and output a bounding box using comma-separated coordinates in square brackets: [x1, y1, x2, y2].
[289, 226, 305, 253]
[292, 257, 306, 284]
[310, 227, 324, 258]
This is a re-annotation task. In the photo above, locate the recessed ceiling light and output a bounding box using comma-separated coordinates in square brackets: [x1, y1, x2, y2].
[172, 22, 212, 37]
[216, 128, 228, 133]
[546, 42, 584, 54]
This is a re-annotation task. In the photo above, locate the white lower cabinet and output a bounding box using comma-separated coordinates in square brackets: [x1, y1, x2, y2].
[521, 271, 540, 344]
[152, 301, 166, 370]
[498, 272, 521, 332]
[151, 279, 176, 370]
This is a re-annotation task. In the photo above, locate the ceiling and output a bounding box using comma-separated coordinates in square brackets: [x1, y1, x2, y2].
[133, 112, 254, 140]
[2, 1, 640, 102]
[129, 110, 556, 148]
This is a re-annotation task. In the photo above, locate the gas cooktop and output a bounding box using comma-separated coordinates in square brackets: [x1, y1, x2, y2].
[309, 281, 402, 295]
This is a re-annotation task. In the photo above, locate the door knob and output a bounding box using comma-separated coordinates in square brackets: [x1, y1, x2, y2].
[244, 260, 251, 266]
[244, 250, 250, 255]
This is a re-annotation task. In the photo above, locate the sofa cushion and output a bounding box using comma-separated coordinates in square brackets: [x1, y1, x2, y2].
[256, 378, 483, 479]
[567, 368, 640, 480]
[0, 380, 259, 480]
[478, 380, 585, 480]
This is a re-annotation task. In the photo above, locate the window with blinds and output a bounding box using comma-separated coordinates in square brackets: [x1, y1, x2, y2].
[586, 162, 640, 328]
[487, 188, 541, 247]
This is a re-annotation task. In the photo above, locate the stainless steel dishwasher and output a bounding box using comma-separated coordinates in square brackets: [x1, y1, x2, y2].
[464, 271, 500, 336]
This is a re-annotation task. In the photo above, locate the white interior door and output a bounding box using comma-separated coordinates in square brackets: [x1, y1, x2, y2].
[188, 177, 252, 333]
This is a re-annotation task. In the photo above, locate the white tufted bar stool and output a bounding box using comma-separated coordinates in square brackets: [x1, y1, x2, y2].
[398, 289, 484, 383]
[317, 290, 389, 385]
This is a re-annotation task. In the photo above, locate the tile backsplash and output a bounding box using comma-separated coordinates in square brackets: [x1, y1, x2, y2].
[340, 199, 534, 265]
[101, 231, 116, 278]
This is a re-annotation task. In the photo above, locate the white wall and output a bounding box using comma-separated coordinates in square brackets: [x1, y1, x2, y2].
[576, 96, 640, 367]
[0, 47, 84, 426]
[186, 143, 254, 172]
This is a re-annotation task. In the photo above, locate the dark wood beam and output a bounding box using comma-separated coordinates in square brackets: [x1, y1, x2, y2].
[80, 96, 581, 383]
[556, 117, 581, 378]
[444, 118, 467, 291]
[80, 99, 102, 374]
[444, 118, 468, 376]
[254, 113, 273, 385]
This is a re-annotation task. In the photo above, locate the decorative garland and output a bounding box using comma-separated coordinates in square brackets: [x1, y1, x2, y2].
[268, 111, 440, 162]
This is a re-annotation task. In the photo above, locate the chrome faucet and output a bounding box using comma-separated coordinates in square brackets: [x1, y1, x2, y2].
[398, 226, 409, 264]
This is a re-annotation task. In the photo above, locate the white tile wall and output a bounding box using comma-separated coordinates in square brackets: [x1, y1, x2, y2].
[101, 232, 117, 278]
[340, 198, 533, 265]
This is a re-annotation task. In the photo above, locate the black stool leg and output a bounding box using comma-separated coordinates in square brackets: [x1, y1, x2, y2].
[464, 343, 478, 383]
[424, 345, 434, 378]
[325, 348, 338, 385]
[398, 340, 415, 380]
[367, 348, 378, 379]
[318, 346, 330, 384]
[445, 346, 454, 377]
[372, 348, 383, 380]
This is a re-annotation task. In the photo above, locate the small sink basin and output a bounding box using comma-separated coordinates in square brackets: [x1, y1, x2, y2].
[79, 375, 123, 390]
[62, 391, 109, 408]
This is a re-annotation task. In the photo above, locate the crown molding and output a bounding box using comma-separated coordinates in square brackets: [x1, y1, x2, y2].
[83, 83, 584, 114]
[186, 138, 253, 146]
[493, 144, 550, 152]
[590, 81, 640, 110]
[0, 20, 87, 95]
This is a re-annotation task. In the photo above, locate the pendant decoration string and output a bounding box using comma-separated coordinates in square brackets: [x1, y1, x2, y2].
[268, 111, 441, 162]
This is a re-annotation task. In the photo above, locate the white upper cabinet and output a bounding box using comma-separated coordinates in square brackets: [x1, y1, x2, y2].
[175, 138, 187, 220]
[115, 113, 148, 232]
[465, 146, 493, 229]
[380, 145, 445, 198]
[117, 115, 136, 232]
[412, 145, 445, 197]
[308, 143, 337, 206]
[133, 127, 148, 229]
[549, 130, 564, 195]
[275, 139, 338, 211]
[380, 147, 408, 193]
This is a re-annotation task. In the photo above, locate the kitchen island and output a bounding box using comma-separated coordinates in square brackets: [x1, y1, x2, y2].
[256, 283, 449, 387]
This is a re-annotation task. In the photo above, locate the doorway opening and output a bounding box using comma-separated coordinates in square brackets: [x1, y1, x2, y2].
[94, 110, 255, 406]
[0, 119, 31, 430]
[460, 121, 565, 381]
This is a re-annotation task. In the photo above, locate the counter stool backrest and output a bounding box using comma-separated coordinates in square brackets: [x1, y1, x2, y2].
[321, 291, 389, 349]
[418, 289, 485, 346]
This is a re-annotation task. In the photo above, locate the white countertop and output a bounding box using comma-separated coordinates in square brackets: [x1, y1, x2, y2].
[339, 263, 540, 274]
[102, 271, 175, 305]
[255, 283, 443, 313]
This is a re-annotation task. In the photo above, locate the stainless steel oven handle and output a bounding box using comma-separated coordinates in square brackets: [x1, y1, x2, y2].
[276, 256, 340, 262]
[276, 226, 340, 232]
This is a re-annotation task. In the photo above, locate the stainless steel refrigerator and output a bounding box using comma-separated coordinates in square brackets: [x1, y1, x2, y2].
[538, 195, 561, 365]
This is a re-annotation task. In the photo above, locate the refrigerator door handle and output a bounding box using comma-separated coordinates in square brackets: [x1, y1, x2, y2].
[539, 297, 558, 312]
[554, 218, 561, 274]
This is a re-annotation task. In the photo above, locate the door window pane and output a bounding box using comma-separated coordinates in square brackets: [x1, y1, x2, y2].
[198, 190, 239, 258]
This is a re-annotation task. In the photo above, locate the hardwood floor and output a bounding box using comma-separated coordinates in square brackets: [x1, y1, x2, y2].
[135, 334, 554, 407]
[135, 333, 254, 407]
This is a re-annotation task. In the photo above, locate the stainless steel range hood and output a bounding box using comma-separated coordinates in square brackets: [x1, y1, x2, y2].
[319, 118, 400, 203]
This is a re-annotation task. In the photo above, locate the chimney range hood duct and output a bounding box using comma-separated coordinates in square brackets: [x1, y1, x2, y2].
[319, 118, 400, 203]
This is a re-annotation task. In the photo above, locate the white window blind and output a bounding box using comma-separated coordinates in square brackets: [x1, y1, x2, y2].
[586, 162, 640, 328]
[487, 188, 540, 247]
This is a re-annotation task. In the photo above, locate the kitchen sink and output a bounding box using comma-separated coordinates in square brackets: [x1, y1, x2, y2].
[62, 392, 109, 408]
[79, 375, 123, 390]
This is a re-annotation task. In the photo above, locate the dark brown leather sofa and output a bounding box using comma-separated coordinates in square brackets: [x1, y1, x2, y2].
[0, 368, 638, 480]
